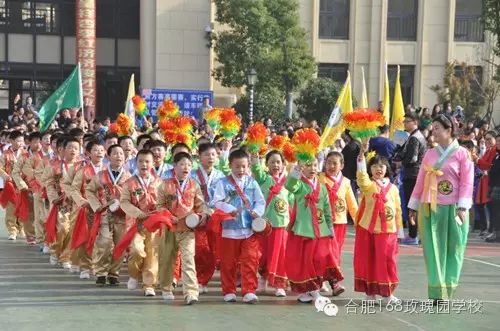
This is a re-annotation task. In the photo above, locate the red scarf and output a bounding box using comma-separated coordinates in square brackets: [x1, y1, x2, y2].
[324, 173, 342, 223]
[357, 181, 391, 233]
[302, 176, 321, 238]
[196, 169, 210, 201]
[265, 173, 286, 207]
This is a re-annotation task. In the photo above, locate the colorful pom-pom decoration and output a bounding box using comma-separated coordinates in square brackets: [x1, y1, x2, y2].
[343, 108, 385, 140]
[116, 113, 133, 136]
[157, 99, 180, 120]
[269, 135, 289, 152]
[244, 122, 267, 154]
[204, 108, 222, 134]
[282, 141, 297, 163]
[259, 144, 268, 157]
[132, 95, 148, 117]
[158, 115, 195, 149]
[291, 128, 320, 164]
[108, 123, 119, 135]
[219, 108, 241, 139]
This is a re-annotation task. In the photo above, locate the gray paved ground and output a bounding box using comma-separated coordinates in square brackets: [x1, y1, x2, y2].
[1, 209, 499, 331]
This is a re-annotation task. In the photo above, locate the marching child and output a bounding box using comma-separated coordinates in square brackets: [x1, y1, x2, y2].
[44, 137, 81, 269]
[0, 131, 27, 240]
[86, 144, 131, 286]
[157, 152, 209, 305]
[251, 150, 291, 297]
[68, 140, 105, 279]
[191, 142, 226, 293]
[284, 158, 342, 303]
[120, 149, 163, 297]
[319, 151, 358, 295]
[354, 140, 403, 304]
[213, 149, 266, 303]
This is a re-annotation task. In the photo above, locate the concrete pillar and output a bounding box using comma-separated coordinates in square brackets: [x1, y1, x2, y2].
[140, 0, 156, 88]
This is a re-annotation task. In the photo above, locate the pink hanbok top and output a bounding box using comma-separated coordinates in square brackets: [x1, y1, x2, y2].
[408, 142, 474, 210]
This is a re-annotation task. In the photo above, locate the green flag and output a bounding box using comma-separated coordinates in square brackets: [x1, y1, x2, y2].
[38, 64, 83, 132]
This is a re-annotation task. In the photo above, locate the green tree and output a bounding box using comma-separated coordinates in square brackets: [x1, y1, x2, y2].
[212, 0, 316, 118]
[483, 0, 500, 56]
[294, 78, 342, 126]
[430, 61, 485, 118]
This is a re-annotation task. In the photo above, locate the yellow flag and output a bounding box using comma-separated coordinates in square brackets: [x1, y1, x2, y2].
[383, 63, 390, 125]
[124, 74, 136, 128]
[390, 65, 405, 138]
[319, 72, 353, 150]
[361, 66, 368, 109]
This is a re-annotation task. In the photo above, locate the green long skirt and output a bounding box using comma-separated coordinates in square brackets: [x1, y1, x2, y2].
[418, 204, 469, 299]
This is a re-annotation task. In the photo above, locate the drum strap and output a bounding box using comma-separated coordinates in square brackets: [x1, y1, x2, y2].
[227, 176, 251, 210]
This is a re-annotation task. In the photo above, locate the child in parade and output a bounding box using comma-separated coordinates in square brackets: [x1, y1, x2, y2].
[251, 150, 291, 297]
[354, 140, 403, 305]
[284, 158, 342, 304]
[86, 144, 131, 286]
[120, 149, 163, 297]
[191, 142, 226, 293]
[213, 149, 266, 303]
[157, 152, 209, 305]
[319, 151, 358, 295]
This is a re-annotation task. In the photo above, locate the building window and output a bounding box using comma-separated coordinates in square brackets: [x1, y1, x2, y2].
[0, 1, 7, 28]
[454, 0, 484, 42]
[318, 63, 349, 83]
[387, 0, 418, 41]
[0, 79, 9, 111]
[118, 1, 139, 39]
[388, 65, 414, 105]
[0, 0, 59, 34]
[319, 0, 349, 40]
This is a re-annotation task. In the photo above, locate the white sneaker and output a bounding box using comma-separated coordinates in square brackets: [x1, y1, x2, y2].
[257, 277, 267, 292]
[309, 291, 331, 305]
[7, 234, 16, 240]
[162, 291, 175, 301]
[275, 288, 287, 297]
[242, 293, 259, 304]
[297, 292, 314, 303]
[381, 295, 401, 306]
[199, 284, 208, 294]
[185, 295, 198, 305]
[144, 288, 156, 297]
[127, 277, 138, 290]
[79, 270, 90, 279]
[49, 255, 58, 265]
[62, 262, 72, 270]
[70, 265, 80, 274]
[42, 245, 50, 254]
[223, 293, 237, 302]
[320, 281, 330, 292]
[18, 231, 26, 239]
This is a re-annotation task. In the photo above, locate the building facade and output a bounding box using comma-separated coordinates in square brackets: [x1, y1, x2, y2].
[1, 0, 497, 123]
[0, 0, 140, 120]
[141, 0, 498, 123]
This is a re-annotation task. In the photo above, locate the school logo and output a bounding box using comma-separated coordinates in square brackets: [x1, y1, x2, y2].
[335, 199, 346, 213]
[438, 180, 453, 195]
[317, 208, 325, 223]
[274, 199, 287, 213]
[385, 206, 394, 221]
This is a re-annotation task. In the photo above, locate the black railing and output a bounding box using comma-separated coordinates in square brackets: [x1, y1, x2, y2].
[387, 14, 417, 41]
[454, 15, 484, 42]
